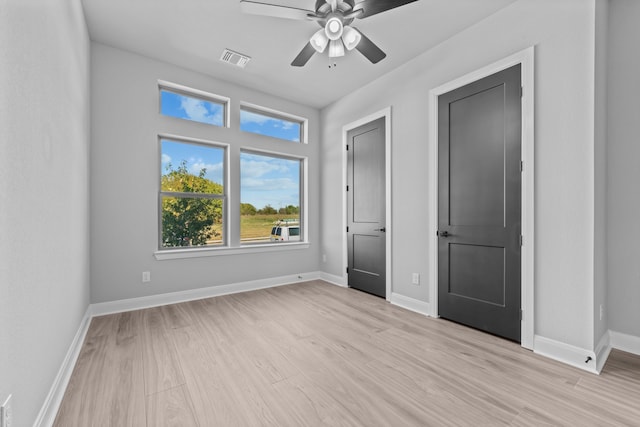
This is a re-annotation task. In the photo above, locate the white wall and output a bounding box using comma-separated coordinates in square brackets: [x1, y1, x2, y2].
[90, 43, 321, 304]
[0, 0, 91, 425]
[320, 0, 599, 351]
[606, 0, 640, 339]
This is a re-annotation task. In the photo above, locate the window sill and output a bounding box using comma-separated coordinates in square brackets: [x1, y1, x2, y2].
[154, 242, 310, 260]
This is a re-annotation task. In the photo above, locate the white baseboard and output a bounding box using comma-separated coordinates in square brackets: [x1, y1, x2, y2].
[319, 271, 348, 287]
[34, 306, 93, 427]
[92, 271, 322, 316]
[609, 330, 640, 356]
[390, 292, 432, 317]
[595, 331, 612, 373]
[534, 335, 599, 374]
[38, 272, 325, 426]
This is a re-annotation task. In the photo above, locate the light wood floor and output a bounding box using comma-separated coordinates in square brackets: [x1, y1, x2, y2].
[54, 280, 640, 426]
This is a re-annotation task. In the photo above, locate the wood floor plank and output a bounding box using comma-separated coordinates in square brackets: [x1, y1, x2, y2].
[145, 385, 199, 427]
[55, 280, 640, 426]
[140, 307, 186, 396]
[171, 325, 250, 426]
[54, 318, 146, 427]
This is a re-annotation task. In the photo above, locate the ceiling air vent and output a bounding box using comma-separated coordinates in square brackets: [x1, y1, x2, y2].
[220, 48, 251, 68]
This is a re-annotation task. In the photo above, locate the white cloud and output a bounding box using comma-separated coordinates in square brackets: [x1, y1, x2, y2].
[275, 121, 295, 130]
[240, 158, 290, 178]
[241, 110, 271, 125]
[190, 161, 223, 176]
[179, 96, 223, 125]
[243, 111, 297, 130]
[161, 153, 172, 164]
[241, 177, 298, 191]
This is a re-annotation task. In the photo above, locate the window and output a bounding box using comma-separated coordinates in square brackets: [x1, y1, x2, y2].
[159, 81, 228, 127]
[240, 104, 306, 143]
[159, 138, 226, 248]
[240, 151, 303, 244]
[155, 83, 310, 258]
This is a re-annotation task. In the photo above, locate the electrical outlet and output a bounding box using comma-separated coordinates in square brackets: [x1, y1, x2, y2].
[142, 271, 151, 283]
[1, 394, 12, 427]
[412, 273, 420, 285]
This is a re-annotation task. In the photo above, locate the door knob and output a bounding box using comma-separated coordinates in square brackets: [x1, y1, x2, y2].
[438, 230, 450, 237]
[374, 227, 386, 232]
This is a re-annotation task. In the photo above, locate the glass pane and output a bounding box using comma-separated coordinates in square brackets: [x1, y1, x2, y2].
[161, 139, 224, 194]
[160, 89, 225, 127]
[240, 108, 302, 142]
[240, 152, 301, 243]
[161, 196, 224, 247]
[160, 139, 225, 250]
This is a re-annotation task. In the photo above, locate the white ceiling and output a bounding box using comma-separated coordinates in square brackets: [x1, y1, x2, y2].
[81, 0, 515, 109]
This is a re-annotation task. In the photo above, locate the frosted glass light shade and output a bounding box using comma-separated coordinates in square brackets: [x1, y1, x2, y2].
[342, 26, 361, 51]
[310, 28, 329, 53]
[328, 39, 345, 57]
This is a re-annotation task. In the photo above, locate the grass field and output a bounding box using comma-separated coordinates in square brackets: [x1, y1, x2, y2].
[240, 214, 299, 241]
[201, 214, 299, 245]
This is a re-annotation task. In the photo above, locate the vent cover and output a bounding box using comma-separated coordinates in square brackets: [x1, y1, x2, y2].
[220, 48, 251, 68]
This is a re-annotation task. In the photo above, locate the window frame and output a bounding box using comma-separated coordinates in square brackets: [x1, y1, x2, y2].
[157, 134, 229, 251]
[239, 148, 308, 246]
[240, 102, 308, 144]
[158, 80, 231, 128]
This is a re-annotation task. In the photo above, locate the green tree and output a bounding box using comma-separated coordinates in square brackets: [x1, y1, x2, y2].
[240, 203, 257, 216]
[258, 204, 277, 215]
[161, 161, 223, 247]
[278, 205, 299, 215]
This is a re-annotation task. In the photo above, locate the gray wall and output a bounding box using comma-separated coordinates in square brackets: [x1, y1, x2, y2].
[606, 0, 640, 338]
[0, 0, 91, 426]
[594, 0, 609, 348]
[320, 0, 600, 350]
[90, 43, 321, 304]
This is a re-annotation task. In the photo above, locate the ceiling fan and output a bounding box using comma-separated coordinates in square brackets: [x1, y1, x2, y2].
[240, 0, 418, 66]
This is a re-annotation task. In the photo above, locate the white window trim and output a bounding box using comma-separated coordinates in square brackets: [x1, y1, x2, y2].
[157, 133, 230, 251]
[240, 147, 309, 245]
[158, 80, 231, 128]
[154, 241, 310, 260]
[154, 139, 309, 260]
[240, 101, 308, 144]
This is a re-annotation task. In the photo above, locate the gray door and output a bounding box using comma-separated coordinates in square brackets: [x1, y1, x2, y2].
[347, 117, 386, 298]
[438, 64, 522, 342]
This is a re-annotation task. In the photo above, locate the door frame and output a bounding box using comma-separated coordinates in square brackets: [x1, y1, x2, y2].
[342, 107, 392, 301]
[428, 47, 535, 349]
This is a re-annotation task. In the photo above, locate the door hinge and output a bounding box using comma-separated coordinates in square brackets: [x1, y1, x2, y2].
[346, 267, 349, 274]
[520, 235, 524, 246]
[520, 309, 523, 321]
[520, 160, 524, 172]
[346, 185, 349, 192]
[521, 86, 524, 98]
[346, 144, 349, 151]
[346, 226, 349, 233]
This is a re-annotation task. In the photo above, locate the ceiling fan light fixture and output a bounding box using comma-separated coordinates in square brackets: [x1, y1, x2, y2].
[328, 39, 345, 58]
[325, 17, 343, 41]
[341, 26, 361, 51]
[310, 28, 329, 53]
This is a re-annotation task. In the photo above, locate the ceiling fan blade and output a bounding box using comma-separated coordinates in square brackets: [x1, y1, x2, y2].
[240, 0, 315, 20]
[352, 28, 386, 63]
[352, 0, 418, 19]
[291, 42, 317, 67]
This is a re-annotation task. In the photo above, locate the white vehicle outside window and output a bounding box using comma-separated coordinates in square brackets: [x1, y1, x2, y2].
[270, 220, 300, 242]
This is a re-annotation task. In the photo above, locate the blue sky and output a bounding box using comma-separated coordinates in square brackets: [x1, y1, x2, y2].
[240, 110, 301, 142]
[160, 92, 301, 209]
